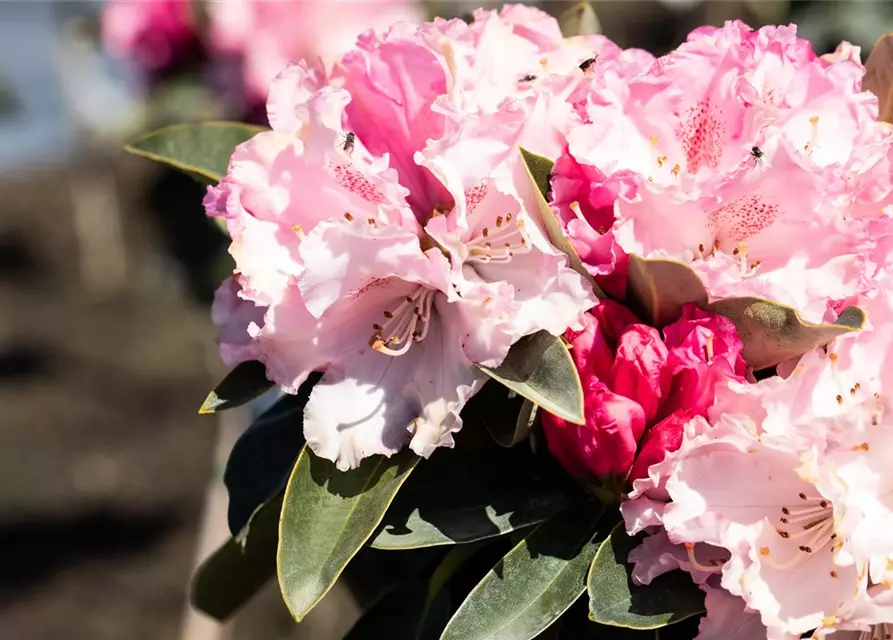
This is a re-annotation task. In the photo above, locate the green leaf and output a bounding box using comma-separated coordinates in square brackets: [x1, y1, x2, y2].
[191, 495, 280, 620]
[558, 2, 601, 37]
[706, 297, 866, 370]
[225, 374, 320, 538]
[477, 330, 584, 425]
[277, 447, 419, 621]
[199, 360, 273, 414]
[371, 423, 577, 550]
[471, 379, 539, 448]
[518, 147, 604, 298]
[345, 547, 467, 640]
[125, 121, 266, 184]
[587, 523, 705, 629]
[441, 507, 611, 640]
[497, 399, 539, 448]
[625, 255, 709, 327]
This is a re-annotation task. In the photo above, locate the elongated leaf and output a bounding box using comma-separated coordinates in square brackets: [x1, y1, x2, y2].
[539, 597, 670, 639]
[471, 379, 539, 448]
[518, 147, 604, 297]
[559, 2, 601, 37]
[478, 330, 584, 425]
[441, 507, 610, 640]
[625, 255, 708, 327]
[191, 495, 280, 620]
[707, 297, 865, 370]
[345, 546, 469, 640]
[587, 524, 704, 629]
[225, 375, 320, 538]
[125, 121, 265, 183]
[199, 360, 273, 414]
[865, 32, 893, 122]
[277, 447, 419, 621]
[372, 422, 577, 550]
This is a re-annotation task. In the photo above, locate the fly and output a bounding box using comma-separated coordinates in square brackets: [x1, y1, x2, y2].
[750, 145, 764, 165]
[579, 55, 599, 73]
[340, 132, 356, 155]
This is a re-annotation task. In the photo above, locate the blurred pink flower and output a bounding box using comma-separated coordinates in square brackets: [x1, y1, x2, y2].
[102, 0, 198, 73]
[207, 0, 425, 107]
[542, 302, 746, 482]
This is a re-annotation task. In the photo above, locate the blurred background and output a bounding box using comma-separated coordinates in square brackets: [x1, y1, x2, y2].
[1, 1, 891, 639]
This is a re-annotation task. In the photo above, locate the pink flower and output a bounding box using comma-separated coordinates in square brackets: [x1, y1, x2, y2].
[207, 0, 425, 107]
[620, 316, 893, 638]
[211, 276, 266, 368]
[102, 0, 198, 73]
[551, 20, 892, 323]
[207, 12, 597, 470]
[542, 302, 746, 483]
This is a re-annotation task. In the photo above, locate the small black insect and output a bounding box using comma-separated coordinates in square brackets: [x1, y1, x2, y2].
[750, 145, 764, 165]
[579, 55, 599, 73]
[519, 74, 537, 83]
[340, 132, 356, 155]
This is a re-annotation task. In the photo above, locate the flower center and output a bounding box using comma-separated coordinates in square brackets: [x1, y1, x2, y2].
[466, 213, 531, 264]
[369, 286, 436, 356]
[761, 492, 838, 570]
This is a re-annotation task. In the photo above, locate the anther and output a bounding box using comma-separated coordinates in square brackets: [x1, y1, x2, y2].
[837, 395, 843, 405]
[482, 227, 489, 237]
[344, 212, 354, 221]
[496, 216, 504, 228]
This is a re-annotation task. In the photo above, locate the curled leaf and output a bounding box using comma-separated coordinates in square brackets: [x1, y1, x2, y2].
[199, 360, 273, 414]
[478, 330, 585, 425]
[518, 147, 605, 298]
[125, 121, 266, 184]
[625, 255, 708, 327]
[864, 32, 893, 123]
[558, 2, 601, 38]
[442, 508, 610, 640]
[191, 495, 281, 620]
[277, 447, 419, 621]
[706, 297, 865, 370]
[587, 523, 705, 629]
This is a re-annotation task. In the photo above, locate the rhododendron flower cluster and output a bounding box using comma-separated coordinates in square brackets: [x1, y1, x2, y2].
[208, 6, 601, 471]
[622, 294, 893, 638]
[139, 3, 893, 637]
[542, 301, 746, 483]
[552, 20, 892, 323]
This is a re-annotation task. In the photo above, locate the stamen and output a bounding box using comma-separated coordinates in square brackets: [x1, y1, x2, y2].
[344, 212, 354, 222]
[467, 213, 531, 264]
[371, 287, 436, 356]
[684, 543, 722, 574]
[705, 333, 714, 361]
